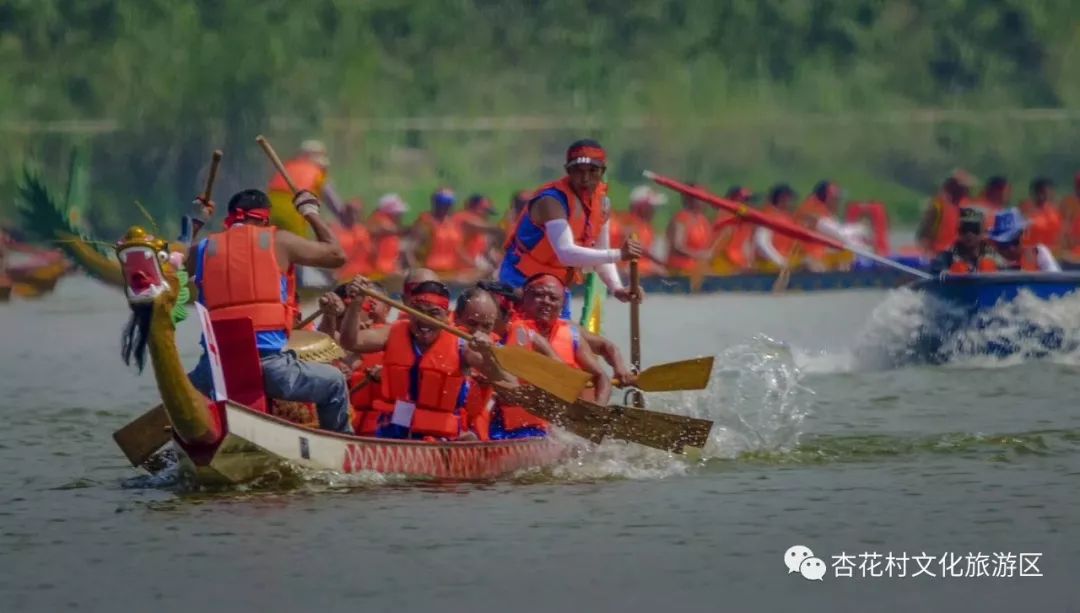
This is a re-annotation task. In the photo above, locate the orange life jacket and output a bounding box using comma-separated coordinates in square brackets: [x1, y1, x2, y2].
[369, 210, 401, 275]
[666, 209, 713, 272]
[929, 197, 962, 254]
[381, 320, 466, 438]
[416, 212, 464, 273]
[712, 213, 753, 270]
[504, 176, 609, 286]
[754, 205, 797, 262]
[498, 318, 581, 431]
[336, 223, 373, 278]
[454, 209, 491, 265]
[1021, 202, 1063, 252]
[267, 158, 325, 194]
[794, 196, 834, 260]
[200, 225, 293, 333]
[946, 249, 999, 274]
[349, 324, 388, 436]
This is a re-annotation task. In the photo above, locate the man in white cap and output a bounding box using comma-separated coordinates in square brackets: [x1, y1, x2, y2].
[610, 185, 668, 276]
[369, 193, 409, 276]
[266, 139, 346, 236]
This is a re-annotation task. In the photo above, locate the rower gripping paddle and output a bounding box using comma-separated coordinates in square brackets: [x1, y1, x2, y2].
[614, 356, 714, 392]
[356, 285, 591, 403]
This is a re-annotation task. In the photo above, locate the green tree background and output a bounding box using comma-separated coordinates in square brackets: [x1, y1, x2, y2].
[2, 0, 1079, 235]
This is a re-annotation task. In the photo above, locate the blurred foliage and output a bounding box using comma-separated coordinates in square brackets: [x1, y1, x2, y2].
[2, 0, 1080, 235]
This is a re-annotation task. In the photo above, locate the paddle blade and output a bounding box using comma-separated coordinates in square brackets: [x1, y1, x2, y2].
[635, 357, 714, 392]
[493, 345, 591, 403]
[112, 405, 172, 467]
[601, 404, 714, 453]
[498, 385, 609, 443]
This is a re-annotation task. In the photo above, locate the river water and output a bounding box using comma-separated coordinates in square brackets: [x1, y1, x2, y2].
[1, 275, 1078, 612]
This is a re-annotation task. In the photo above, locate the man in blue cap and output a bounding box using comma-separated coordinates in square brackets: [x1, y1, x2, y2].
[989, 208, 1060, 272]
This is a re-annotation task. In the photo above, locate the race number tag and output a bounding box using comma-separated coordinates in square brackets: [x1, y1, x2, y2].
[194, 302, 228, 401]
[391, 400, 416, 428]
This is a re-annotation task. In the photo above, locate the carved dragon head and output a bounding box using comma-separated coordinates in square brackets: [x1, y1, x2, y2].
[115, 226, 186, 371]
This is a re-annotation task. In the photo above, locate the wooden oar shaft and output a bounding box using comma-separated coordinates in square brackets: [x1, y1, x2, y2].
[629, 257, 641, 371]
[255, 135, 298, 194]
[201, 150, 222, 202]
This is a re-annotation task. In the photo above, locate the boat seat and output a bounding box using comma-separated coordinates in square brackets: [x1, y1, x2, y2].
[210, 317, 269, 414]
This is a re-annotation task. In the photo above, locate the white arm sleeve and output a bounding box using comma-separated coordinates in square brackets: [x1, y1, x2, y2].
[593, 219, 625, 291]
[1036, 245, 1061, 272]
[754, 227, 787, 267]
[544, 218, 621, 267]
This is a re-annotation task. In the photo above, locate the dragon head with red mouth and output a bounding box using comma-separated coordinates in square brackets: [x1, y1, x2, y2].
[114, 226, 183, 305]
[115, 226, 185, 371]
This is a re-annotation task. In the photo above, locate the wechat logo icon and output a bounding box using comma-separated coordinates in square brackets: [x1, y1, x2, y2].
[785, 545, 827, 581]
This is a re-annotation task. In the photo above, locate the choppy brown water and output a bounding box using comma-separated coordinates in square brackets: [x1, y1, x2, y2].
[1, 276, 1078, 612]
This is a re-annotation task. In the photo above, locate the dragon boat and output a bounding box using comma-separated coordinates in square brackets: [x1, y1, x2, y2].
[909, 271, 1080, 361]
[113, 226, 568, 484]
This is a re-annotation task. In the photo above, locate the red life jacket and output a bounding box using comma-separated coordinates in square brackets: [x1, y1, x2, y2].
[504, 176, 608, 286]
[200, 225, 293, 333]
[268, 158, 325, 194]
[349, 323, 388, 436]
[381, 320, 466, 438]
[497, 318, 581, 431]
[666, 209, 712, 272]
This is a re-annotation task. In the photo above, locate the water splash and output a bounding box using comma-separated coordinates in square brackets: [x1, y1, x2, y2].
[544, 335, 814, 480]
[852, 287, 1080, 369]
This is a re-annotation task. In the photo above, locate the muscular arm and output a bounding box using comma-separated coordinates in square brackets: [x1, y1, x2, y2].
[581, 330, 629, 380]
[276, 210, 347, 270]
[339, 299, 392, 353]
[573, 327, 612, 405]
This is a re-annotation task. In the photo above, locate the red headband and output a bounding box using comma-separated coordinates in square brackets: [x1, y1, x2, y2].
[525, 273, 565, 291]
[224, 208, 271, 228]
[566, 145, 606, 167]
[412, 292, 450, 310]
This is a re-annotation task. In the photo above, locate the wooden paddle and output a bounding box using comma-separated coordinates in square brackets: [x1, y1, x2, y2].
[356, 286, 591, 403]
[188, 149, 222, 241]
[627, 249, 645, 408]
[112, 404, 172, 468]
[612, 356, 713, 392]
[500, 386, 713, 453]
[256, 135, 298, 193]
